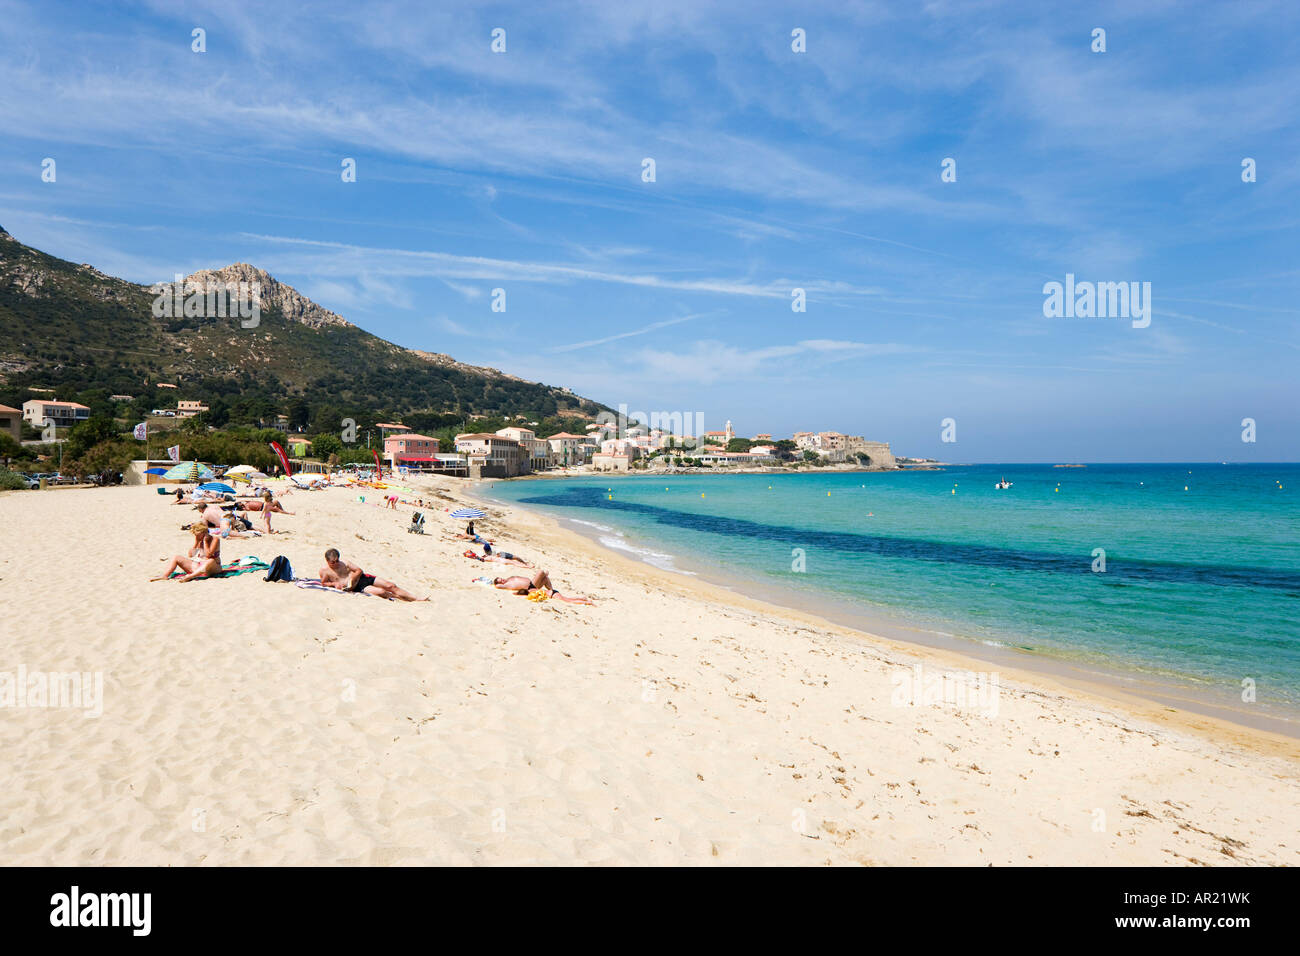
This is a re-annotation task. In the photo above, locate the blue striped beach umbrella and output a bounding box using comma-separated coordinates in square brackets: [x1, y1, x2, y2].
[449, 507, 486, 519]
[198, 482, 237, 495]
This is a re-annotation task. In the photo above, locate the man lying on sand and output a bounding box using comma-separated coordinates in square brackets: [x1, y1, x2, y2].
[319, 548, 428, 602]
[153, 522, 222, 581]
[174, 488, 224, 504]
[464, 543, 533, 568]
[492, 569, 594, 604]
[193, 502, 251, 537]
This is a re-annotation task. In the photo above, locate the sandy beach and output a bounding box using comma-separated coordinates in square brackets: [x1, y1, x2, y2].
[1, 478, 1296, 866]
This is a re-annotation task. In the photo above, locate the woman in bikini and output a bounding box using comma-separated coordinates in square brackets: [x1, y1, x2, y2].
[153, 522, 222, 581]
[492, 569, 594, 605]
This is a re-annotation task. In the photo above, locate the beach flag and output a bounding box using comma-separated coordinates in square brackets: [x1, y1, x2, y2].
[167, 444, 181, 462]
[371, 448, 382, 478]
[270, 440, 293, 477]
[132, 422, 147, 440]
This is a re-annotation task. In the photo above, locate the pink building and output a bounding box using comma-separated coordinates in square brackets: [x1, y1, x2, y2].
[384, 433, 441, 464]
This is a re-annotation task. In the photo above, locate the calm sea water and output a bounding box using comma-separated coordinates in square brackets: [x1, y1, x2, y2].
[486, 465, 1300, 716]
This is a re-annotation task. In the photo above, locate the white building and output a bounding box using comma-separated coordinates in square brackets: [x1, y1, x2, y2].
[600, 438, 641, 459]
[22, 400, 90, 428]
[496, 427, 553, 471]
[546, 432, 588, 466]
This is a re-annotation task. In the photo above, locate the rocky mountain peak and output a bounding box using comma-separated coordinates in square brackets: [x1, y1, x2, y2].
[181, 264, 352, 329]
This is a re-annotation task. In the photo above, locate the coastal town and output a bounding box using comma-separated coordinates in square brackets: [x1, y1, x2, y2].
[384, 418, 899, 478]
[2, 393, 903, 483]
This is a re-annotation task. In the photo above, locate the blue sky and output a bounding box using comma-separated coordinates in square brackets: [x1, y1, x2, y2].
[2, 0, 1297, 461]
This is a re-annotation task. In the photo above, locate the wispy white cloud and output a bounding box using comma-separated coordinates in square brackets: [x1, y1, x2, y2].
[635, 338, 920, 384]
[442, 280, 483, 301]
[239, 233, 887, 300]
[549, 311, 719, 353]
[436, 315, 472, 336]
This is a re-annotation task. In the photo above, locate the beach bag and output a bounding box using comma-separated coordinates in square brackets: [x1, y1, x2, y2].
[264, 555, 294, 582]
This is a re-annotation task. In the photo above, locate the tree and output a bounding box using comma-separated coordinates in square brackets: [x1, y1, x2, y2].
[310, 404, 342, 435]
[0, 432, 24, 461]
[310, 433, 343, 458]
[726, 438, 752, 453]
[64, 416, 121, 461]
[206, 397, 231, 428]
[286, 397, 310, 430]
[68, 439, 137, 480]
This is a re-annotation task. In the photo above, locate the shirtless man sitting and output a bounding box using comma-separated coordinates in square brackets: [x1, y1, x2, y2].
[319, 548, 428, 602]
[491, 569, 594, 604]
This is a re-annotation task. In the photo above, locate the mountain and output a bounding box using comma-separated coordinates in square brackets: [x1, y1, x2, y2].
[0, 225, 606, 426]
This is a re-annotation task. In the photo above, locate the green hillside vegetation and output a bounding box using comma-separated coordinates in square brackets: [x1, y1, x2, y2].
[0, 225, 608, 433]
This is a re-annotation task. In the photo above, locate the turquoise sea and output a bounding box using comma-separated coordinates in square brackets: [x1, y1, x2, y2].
[486, 464, 1300, 725]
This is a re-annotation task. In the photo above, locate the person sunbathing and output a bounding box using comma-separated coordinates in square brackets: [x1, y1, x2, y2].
[174, 489, 216, 504]
[193, 502, 249, 537]
[463, 544, 533, 568]
[153, 522, 222, 581]
[319, 548, 428, 602]
[491, 569, 593, 604]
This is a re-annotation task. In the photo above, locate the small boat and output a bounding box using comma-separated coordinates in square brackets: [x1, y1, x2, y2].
[994, 477, 1013, 489]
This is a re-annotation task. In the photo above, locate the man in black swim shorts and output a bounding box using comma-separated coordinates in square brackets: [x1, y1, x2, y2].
[319, 548, 428, 602]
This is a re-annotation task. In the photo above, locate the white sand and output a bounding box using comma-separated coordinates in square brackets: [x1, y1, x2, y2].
[0, 478, 1295, 865]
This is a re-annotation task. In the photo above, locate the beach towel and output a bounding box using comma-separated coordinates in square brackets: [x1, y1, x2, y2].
[294, 579, 394, 600]
[526, 589, 549, 602]
[168, 557, 271, 580]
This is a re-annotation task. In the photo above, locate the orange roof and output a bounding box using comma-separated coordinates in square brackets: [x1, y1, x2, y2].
[456, 433, 518, 441]
[386, 433, 437, 442]
[545, 432, 586, 440]
[375, 423, 408, 429]
[0, 404, 20, 413]
[29, 400, 90, 409]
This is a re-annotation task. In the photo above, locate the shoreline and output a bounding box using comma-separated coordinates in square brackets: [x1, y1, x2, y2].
[470, 479, 1300, 752]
